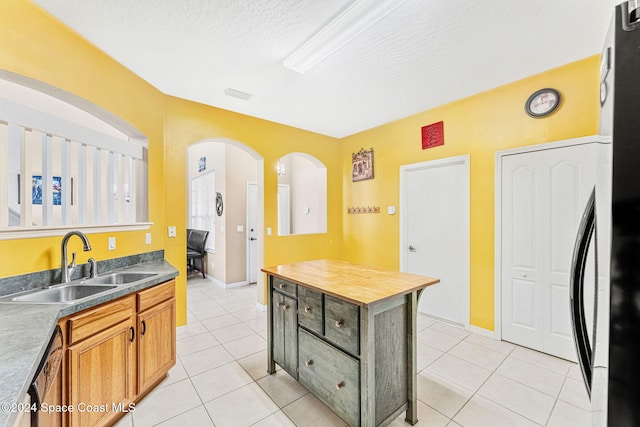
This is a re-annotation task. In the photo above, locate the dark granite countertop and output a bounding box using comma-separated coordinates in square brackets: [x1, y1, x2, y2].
[0, 258, 178, 427]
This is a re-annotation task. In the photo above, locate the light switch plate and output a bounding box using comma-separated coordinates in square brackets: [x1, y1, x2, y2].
[237, 225, 244, 232]
[145, 233, 151, 245]
[387, 205, 396, 215]
[168, 226, 176, 238]
[108, 237, 116, 250]
[267, 227, 272, 236]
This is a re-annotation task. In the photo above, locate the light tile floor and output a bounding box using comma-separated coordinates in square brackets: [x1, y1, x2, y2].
[114, 274, 591, 427]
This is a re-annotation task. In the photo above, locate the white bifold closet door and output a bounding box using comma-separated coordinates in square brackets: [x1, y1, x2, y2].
[501, 143, 596, 361]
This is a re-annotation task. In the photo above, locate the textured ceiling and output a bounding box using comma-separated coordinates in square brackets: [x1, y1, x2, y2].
[33, 0, 618, 138]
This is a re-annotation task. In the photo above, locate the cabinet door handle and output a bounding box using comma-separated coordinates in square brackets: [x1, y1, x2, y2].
[304, 306, 312, 313]
[283, 305, 289, 310]
[141, 320, 146, 336]
[335, 381, 345, 390]
[304, 359, 314, 367]
[129, 326, 135, 342]
[335, 319, 344, 328]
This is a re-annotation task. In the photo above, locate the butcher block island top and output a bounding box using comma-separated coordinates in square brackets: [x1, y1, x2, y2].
[262, 259, 440, 307]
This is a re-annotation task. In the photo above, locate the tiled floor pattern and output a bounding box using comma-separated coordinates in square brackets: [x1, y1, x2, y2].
[114, 274, 590, 427]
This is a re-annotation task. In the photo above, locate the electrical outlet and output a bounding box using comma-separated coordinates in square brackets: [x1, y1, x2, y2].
[237, 225, 244, 232]
[108, 237, 116, 250]
[145, 233, 151, 245]
[168, 226, 176, 238]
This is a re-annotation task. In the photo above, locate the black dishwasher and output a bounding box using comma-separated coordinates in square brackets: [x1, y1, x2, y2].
[29, 325, 63, 427]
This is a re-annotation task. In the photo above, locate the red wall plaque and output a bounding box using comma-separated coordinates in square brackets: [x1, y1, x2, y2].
[421, 121, 444, 150]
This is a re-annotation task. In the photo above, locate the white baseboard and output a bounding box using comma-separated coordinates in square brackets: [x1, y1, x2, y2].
[467, 324, 496, 339]
[206, 275, 250, 289]
[256, 302, 267, 311]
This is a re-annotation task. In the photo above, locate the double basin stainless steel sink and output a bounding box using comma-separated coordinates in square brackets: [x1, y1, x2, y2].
[0, 272, 158, 304]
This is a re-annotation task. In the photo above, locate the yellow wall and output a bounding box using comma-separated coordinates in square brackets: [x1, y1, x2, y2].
[0, 1, 342, 325]
[0, 1, 600, 331]
[0, 2, 167, 280]
[163, 95, 344, 274]
[340, 56, 600, 330]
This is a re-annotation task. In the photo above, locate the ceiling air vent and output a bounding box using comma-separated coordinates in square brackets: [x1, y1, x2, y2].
[224, 88, 253, 101]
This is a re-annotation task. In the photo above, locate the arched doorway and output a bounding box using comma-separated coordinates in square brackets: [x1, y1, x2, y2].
[186, 138, 264, 305]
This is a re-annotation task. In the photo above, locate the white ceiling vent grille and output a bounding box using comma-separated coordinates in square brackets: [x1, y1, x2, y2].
[224, 88, 253, 101]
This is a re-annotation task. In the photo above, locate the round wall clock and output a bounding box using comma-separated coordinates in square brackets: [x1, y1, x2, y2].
[525, 88, 561, 118]
[216, 192, 223, 216]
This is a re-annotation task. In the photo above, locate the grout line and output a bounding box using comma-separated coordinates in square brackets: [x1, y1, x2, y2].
[184, 278, 581, 426]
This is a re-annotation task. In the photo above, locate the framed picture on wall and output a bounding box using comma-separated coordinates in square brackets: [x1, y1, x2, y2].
[352, 148, 374, 182]
[31, 175, 63, 205]
[32, 175, 43, 205]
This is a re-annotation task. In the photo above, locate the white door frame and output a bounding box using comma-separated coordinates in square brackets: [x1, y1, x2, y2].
[246, 181, 258, 284]
[400, 154, 470, 328]
[494, 135, 605, 340]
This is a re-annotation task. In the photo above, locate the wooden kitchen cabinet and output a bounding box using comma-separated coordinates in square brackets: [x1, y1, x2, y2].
[66, 295, 136, 427]
[60, 280, 176, 427]
[136, 281, 176, 395]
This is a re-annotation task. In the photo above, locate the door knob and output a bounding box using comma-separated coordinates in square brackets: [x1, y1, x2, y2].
[250, 237, 257, 241]
[409, 246, 417, 252]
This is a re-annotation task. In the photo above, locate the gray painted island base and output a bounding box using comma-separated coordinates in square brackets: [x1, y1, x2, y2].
[263, 260, 439, 427]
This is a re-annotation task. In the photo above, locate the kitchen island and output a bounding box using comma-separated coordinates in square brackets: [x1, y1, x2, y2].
[263, 260, 439, 427]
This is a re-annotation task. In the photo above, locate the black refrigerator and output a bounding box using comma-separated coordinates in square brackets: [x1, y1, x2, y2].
[570, 1, 640, 426]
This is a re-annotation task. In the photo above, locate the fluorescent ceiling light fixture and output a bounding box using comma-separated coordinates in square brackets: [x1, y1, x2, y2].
[283, 0, 407, 74]
[224, 88, 253, 100]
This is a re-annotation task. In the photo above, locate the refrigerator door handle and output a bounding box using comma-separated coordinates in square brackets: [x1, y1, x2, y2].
[570, 187, 596, 397]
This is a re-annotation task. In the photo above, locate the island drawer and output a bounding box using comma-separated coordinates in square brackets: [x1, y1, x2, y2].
[298, 329, 359, 427]
[298, 287, 323, 335]
[272, 277, 297, 298]
[324, 295, 359, 356]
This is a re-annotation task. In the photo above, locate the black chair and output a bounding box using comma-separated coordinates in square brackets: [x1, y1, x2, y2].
[187, 229, 209, 278]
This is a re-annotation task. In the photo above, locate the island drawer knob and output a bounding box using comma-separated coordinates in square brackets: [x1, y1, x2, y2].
[305, 359, 314, 367]
[278, 283, 285, 289]
[335, 381, 345, 390]
[335, 319, 344, 328]
[304, 306, 312, 313]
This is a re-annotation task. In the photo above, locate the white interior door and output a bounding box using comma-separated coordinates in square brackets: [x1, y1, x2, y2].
[501, 143, 596, 360]
[247, 182, 258, 284]
[401, 156, 470, 326]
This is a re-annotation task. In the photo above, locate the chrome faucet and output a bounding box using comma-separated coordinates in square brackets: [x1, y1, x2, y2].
[61, 231, 92, 283]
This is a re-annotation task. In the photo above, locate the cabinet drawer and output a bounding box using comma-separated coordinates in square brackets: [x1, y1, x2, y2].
[272, 277, 297, 298]
[298, 329, 359, 427]
[298, 287, 323, 335]
[138, 280, 175, 312]
[67, 295, 136, 345]
[324, 295, 359, 356]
